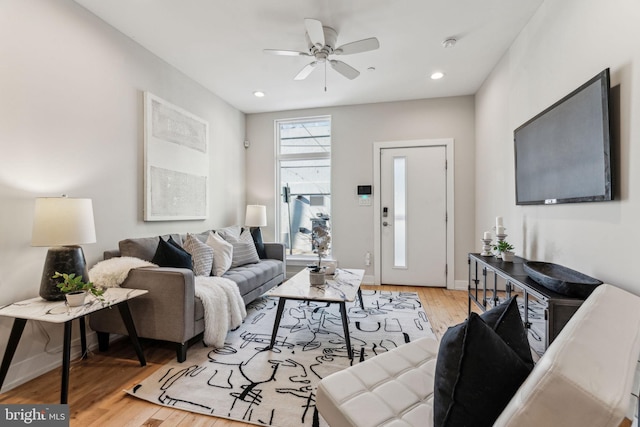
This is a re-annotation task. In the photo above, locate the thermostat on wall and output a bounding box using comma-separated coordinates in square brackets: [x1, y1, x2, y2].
[357, 185, 372, 195]
[358, 185, 372, 206]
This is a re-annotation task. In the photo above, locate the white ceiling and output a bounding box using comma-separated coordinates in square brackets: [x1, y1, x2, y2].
[72, 0, 543, 114]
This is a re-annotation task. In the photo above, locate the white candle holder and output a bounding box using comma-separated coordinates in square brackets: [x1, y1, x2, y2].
[481, 238, 493, 256]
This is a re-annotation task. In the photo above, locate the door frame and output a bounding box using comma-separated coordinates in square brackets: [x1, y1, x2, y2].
[373, 138, 455, 288]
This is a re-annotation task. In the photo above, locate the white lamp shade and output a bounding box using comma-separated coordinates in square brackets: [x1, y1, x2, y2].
[245, 204, 267, 227]
[32, 197, 96, 247]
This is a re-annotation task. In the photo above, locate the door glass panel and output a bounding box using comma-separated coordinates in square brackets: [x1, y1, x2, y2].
[394, 157, 407, 267]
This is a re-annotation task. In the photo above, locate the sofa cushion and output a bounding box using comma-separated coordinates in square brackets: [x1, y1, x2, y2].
[223, 259, 283, 297]
[206, 231, 233, 276]
[183, 233, 215, 276]
[433, 312, 533, 427]
[151, 236, 193, 269]
[216, 225, 241, 242]
[119, 234, 183, 261]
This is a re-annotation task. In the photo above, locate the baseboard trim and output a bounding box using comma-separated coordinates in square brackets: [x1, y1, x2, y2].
[454, 279, 468, 291]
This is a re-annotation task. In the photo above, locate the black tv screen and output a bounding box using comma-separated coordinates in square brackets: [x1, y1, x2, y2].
[514, 69, 613, 205]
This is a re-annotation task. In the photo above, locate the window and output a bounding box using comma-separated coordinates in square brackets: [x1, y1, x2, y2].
[276, 116, 331, 257]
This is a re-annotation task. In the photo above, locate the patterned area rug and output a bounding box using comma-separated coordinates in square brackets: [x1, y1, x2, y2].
[126, 290, 435, 427]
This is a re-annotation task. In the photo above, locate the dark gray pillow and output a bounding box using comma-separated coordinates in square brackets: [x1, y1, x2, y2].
[119, 234, 183, 261]
[151, 236, 192, 269]
[433, 312, 533, 427]
[480, 296, 534, 367]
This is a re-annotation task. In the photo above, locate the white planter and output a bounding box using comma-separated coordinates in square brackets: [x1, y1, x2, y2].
[65, 291, 87, 307]
[501, 251, 515, 262]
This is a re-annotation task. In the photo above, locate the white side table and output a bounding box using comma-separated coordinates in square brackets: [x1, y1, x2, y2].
[0, 288, 148, 403]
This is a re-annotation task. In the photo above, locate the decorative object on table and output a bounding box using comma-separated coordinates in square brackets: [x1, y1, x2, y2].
[523, 261, 603, 299]
[308, 225, 331, 285]
[481, 230, 492, 256]
[493, 240, 515, 261]
[493, 216, 507, 256]
[144, 91, 209, 221]
[31, 196, 97, 301]
[126, 290, 434, 427]
[52, 271, 105, 306]
[245, 204, 267, 258]
[494, 216, 506, 235]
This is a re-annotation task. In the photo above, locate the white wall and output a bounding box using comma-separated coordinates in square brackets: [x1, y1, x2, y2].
[475, 0, 640, 293]
[0, 0, 246, 391]
[246, 97, 476, 286]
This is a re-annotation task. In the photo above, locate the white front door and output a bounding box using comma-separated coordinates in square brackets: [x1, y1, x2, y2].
[380, 145, 447, 286]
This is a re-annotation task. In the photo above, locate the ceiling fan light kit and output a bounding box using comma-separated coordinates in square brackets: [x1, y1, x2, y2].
[265, 18, 380, 85]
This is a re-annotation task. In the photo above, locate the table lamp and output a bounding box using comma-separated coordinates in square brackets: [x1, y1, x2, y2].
[31, 196, 96, 301]
[245, 204, 267, 256]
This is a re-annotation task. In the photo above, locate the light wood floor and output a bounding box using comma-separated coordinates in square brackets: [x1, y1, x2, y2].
[2, 286, 628, 427]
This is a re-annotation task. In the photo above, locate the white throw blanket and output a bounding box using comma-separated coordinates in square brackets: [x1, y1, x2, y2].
[194, 276, 247, 347]
[88, 257, 246, 347]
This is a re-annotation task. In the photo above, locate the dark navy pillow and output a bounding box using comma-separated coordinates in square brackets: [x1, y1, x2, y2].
[151, 236, 193, 269]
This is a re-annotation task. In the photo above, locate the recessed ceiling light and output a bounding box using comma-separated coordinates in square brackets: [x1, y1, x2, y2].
[253, 91, 265, 97]
[430, 72, 445, 80]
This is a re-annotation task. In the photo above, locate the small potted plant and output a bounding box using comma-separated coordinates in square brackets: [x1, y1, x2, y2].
[309, 225, 331, 285]
[493, 241, 515, 262]
[52, 272, 105, 306]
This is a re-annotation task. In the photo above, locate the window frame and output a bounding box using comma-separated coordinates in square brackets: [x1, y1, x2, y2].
[275, 115, 332, 259]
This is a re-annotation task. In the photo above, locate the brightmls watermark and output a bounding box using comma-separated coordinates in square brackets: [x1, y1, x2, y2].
[1, 405, 68, 426]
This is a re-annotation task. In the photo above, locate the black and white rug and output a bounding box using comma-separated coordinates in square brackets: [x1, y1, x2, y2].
[126, 290, 435, 427]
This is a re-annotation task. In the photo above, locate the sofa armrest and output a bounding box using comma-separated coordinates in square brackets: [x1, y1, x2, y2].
[104, 249, 121, 260]
[89, 267, 198, 344]
[263, 242, 285, 261]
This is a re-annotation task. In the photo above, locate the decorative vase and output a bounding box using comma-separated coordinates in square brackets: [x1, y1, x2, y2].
[65, 291, 87, 307]
[502, 251, 515, 262]
[309, 271, 326, 286]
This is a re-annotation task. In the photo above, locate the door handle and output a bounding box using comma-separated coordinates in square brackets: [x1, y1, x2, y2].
[382, 221, 391, 227]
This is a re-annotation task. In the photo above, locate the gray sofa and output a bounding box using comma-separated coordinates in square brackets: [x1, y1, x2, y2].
[89, 233, 285, 362]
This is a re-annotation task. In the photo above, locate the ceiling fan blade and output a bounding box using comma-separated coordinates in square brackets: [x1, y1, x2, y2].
[263, 49, 310, 57]
[335, 37, 380, 55]
[330, 60, 360, 80]
[294, 62, 318, 80]
[304, 18, 325, 48]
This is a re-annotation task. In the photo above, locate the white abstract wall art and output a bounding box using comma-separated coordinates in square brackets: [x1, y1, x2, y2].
[144, 92, 209, 221]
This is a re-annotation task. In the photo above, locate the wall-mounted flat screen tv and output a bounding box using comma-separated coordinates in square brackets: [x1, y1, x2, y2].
[514, 69, 613, 205]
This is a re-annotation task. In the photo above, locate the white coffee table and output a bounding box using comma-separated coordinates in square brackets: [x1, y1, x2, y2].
[0, 288, 148, 403]
[265, 268, 365, 359]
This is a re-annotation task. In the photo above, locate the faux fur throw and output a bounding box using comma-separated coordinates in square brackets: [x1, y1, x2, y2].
[88, 256, 157, 288]
[195, 276, 247, 348]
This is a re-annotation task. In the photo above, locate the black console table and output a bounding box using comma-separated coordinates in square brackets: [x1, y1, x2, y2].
[468, 253, 584, 356]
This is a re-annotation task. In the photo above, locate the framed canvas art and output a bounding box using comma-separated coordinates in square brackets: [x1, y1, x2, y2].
[144, 92, 209, 221]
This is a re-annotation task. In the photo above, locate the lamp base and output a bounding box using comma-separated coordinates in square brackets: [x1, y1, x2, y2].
[39, 246, 89, 301]
[250, 227, 266, 258]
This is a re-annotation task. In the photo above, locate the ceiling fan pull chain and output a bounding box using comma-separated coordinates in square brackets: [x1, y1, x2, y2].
[324, 61, 327, 92]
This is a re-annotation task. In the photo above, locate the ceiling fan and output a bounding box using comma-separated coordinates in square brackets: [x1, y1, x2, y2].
[264, 18, 380, 82]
